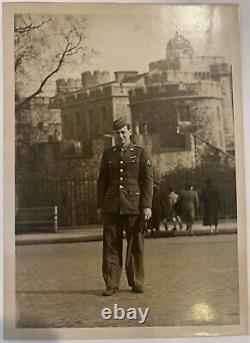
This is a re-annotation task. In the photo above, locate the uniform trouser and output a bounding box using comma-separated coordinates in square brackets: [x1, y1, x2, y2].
[102, 213, 144, 290]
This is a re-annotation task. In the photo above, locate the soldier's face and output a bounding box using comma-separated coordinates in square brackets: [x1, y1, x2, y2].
[114, 126, 131, 147]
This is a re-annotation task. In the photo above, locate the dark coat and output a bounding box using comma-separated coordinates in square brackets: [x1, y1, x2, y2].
[200, 186, 220, 226]
[178, 189, 199, 224]
[97, 143, 154, 215]
[148, 184, 162, 230]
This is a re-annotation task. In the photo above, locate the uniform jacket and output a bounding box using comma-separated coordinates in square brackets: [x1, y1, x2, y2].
[97, 143, 154, 214]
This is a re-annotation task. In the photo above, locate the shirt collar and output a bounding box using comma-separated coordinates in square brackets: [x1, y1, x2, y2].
[117, 142, 133, 151]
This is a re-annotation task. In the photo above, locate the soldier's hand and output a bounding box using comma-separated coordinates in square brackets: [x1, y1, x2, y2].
[97, 208, 103, 221]
[141, 207, 152, 221]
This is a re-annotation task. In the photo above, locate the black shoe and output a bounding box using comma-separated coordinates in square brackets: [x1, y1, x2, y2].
[102, 288, 118, 296]
[132, 286, 145, 294]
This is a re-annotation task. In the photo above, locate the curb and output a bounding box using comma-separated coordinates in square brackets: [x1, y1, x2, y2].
[15, 234, 102, 246]
[15, 228, 237, 246]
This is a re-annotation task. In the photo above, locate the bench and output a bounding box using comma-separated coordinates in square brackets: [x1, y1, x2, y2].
[15, 206, 58, 234]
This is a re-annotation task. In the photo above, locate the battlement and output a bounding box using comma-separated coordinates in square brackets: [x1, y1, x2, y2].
[129, 80, 222, 103]
[145, 70, 197, 85]
[81, 70, 110, 89]
[149, 55, 226, 73]
[51, 81, 134, 108]
[114, 71, 138, 83]
[210, 63, 231, 75]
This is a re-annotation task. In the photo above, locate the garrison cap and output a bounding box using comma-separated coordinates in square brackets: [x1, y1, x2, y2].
[113, 117, 129, 131]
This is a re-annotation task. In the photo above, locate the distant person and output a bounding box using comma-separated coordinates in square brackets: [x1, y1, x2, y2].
[160, 185, 171, 231]
[200, 178, 220, 234]
[53, 129, 62, 142]
[148, 183, 162, 236]
[173, 190, 183, 230]
[178, 183, 199, 235]
[168, 188, 182, 231]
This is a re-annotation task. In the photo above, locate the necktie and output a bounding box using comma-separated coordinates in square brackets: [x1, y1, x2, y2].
[119, 147, 125, 156]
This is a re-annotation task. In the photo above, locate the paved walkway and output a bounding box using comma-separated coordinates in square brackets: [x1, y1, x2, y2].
[15, 220, 237, 245]
[16, 234, 239, 328]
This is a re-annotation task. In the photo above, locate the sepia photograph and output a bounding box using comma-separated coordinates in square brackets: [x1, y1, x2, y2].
[3, 1, 248, 340]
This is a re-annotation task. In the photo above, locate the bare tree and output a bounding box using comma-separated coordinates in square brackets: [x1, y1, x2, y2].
[15, 14, 92, 114]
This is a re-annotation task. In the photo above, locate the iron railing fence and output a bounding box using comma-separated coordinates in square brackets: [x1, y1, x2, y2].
[16, 166, 237, 227]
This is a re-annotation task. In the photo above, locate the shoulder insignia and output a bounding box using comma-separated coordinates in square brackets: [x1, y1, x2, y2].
[146, 159, 151, 167]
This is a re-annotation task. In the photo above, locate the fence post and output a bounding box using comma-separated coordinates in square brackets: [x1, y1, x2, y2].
[54, 205, 58, 233]
[71, 179, 76, 227]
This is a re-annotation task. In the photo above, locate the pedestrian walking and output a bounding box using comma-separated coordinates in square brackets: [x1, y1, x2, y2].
[200, 178, 220, 234]
[160, 184, 170, 231]
[97, 117, 154, 296]
[168, 188, 183, 231]
[178, 184, 199, 235]
[148, 183, 162, 236]
[161, 187, 182, 231]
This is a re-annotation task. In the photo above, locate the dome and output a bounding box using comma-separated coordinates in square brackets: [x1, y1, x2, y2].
[166, 32, 193, 54]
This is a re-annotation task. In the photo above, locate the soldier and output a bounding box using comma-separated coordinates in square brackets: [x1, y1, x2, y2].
[97, 117, 154, 296]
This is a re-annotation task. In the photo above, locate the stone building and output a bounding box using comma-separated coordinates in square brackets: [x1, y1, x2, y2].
[51, 70, 139, 157]
[15, 96, 63, 171]
[146, 32, 234, 151]
[128, 33, 234, 171]
[50, 32, 235, 173]
[16, 96, 62, 144]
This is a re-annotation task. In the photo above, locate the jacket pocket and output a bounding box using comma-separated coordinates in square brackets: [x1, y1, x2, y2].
[104, 192, 115, 199]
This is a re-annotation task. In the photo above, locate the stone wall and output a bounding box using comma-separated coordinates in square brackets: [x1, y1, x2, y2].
[56, 81, 133, 145]
[112, 97, 131, 123]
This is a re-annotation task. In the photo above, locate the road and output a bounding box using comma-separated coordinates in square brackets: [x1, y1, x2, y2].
[16, 234, 239, 328]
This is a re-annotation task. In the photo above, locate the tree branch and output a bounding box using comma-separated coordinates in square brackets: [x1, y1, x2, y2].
[14, 18, 52, 34]
[16, 41, 70, 113]
[15, 16, 89, 114]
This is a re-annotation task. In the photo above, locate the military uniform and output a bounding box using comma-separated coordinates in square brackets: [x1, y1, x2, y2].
[97, 142, 154, 292]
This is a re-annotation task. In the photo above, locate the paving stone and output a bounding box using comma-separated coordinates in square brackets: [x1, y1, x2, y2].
[16, 235, 239, 328]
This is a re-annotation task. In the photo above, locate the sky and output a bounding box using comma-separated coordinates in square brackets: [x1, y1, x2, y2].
[18, 4, 241, 95]
[73, 4, 240, 77]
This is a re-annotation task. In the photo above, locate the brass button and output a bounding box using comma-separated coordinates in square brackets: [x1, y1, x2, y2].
[120, 177, 123, 181]
[120, 169, 124, 172]
[119, 185, 123, 189]
[120, 160, 124, 164]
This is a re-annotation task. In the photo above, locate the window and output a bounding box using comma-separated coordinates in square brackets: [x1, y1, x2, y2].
[177, 105, 191, 122]
[160, 127, 187, 150]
